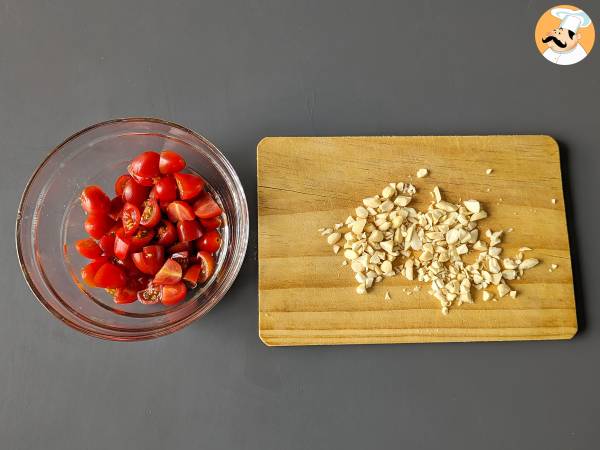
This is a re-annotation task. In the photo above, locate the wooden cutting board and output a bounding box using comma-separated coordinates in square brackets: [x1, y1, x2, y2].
[257, 136, 577, 346]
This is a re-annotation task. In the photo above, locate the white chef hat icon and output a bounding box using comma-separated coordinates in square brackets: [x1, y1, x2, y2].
[551, 7, 592, 33]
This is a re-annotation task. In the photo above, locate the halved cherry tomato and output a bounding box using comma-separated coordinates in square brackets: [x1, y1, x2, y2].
[130, 227, 155, 249]
[182, 264, 202, 288]
[148, 185, 158, 200]
[130, 151, 160, 179]
[80, 186, 111, 215]
[122, 203, 141, 236]
[114, 233, 131, 261]
[140, 198, 161, 228]
[154, 175, 177, 202]
[132, 245, 165, 275]
[171, 251, 190, 272]
[161, 281, 187, 305]
[154, 220, 176, 247]
[138, 284, 162, 304]
[159, 150, 186, 174]
[98, 233, 116, 257]
[75, 238, 103, 259]
[80, 257, 108, 287]
[84, 213, 114, 239]
[114, 174, 131, 196]
[198, 230, 221, 253]
[108, 196, 124, 221]
[192, 191, 222, 219]
[167, 201, 195, 222]
[122, 178, 150, 205]
[174, 173, 205, 200]
[153, 258, 183, 285]
[114, 286, 137, 304]
[196, 251, 216, 283]
[168, 241, 193, 255]
[93, 262, 127, 288]
[200, 216, 222, 230]
[177, 220, 203, 242]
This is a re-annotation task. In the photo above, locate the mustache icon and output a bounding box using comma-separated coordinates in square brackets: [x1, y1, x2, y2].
[542, 35, 567, 48]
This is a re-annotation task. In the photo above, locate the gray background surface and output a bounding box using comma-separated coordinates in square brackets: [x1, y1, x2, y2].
[1, 0, 598, 448]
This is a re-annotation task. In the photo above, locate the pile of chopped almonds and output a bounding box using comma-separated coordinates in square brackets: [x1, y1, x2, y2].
[319, 182, 540, 315]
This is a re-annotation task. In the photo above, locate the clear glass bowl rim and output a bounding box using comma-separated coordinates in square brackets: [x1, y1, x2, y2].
[15, 117, 249, 341]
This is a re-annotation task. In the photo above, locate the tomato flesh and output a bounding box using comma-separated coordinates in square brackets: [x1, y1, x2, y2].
[140, 198, 161, 228]
[196, 251, 216, 283]
[93, 262, 127, 288]
[182, 264, 203, 288]
[153, 258, 183, 285]
[174, 173, 205, 200]
[98, 234, 115, 257]
[156, 220, 177, 247]
[122, 203, 141, 236]
[200, 216, 222, 230]
[114, 234, 131, 261]
[198, 230, 221, 253]
[108, 196, 124, 220]
[161, 281, 187, 305]
[177, 220, 203, 242]
[114, 286, 138, 304]
[167, 201, 195, 222]
[138, 284, 162, 304]
[159, 150, 186, 174]
[132, 245, 164, 275]
[168, 241, 193, 255]
[130, 227, 155, 249]
[80, 186, 111, 215]
[192, 192, 222, 219]
[75, 238, 103, 259]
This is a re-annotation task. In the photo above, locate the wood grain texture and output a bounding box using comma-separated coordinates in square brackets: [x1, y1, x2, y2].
[257, 136, 577, 346]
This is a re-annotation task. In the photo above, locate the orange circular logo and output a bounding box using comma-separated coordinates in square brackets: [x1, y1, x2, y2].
[534, 5, 595, 65]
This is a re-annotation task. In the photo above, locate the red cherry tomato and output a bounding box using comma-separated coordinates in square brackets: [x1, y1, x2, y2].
[140, 198, 161, 228]
[168, 241, 193, 255]
[84, 213, 114, 239]
[114, 233, 131, 261]
[130, 227, 155, 249]
[198, 230, 221, 253]
[182, 264, 203, 288]
[153, 258, 183, 285]
[132, 245, 165, 275]
[174, 173, 205, 200]
[122, 178, 150, 205]
[114, 286, 138, 304]
[98, 233, 115, 257]
[196, 251, 216, 283]
[93, 262, 127, 288]
[154, 176, 177, 202]
[170, 250, 190, 272]
[108, 196, 124, 220]
[80, 257, 108, 287]
[159, 150, 186, 174]
[177, 220, 203, 242]
[161, 281, 187, 305]
[130, 151, 160, 179]
[122, 203, 141, 236]
[75, 238, 103, 259]
[114, 174, 131, 196]
[200, 216, 222, 230]
[137, 284, 162, 304]
[80, 186, 111, 215]
[156, 220, 177, 247]
[148, 185, 158, 200]
[192, 192, 222, 219]
[166, 201, 195, 222]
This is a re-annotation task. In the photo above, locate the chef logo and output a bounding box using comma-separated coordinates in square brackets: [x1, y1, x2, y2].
[535, 5, 595, 65]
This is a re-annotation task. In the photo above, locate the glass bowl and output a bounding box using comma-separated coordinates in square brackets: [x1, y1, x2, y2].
[16, 118, 249, 341]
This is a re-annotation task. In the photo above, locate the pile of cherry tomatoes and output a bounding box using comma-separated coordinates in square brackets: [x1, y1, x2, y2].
[75, 150, 223, 306]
